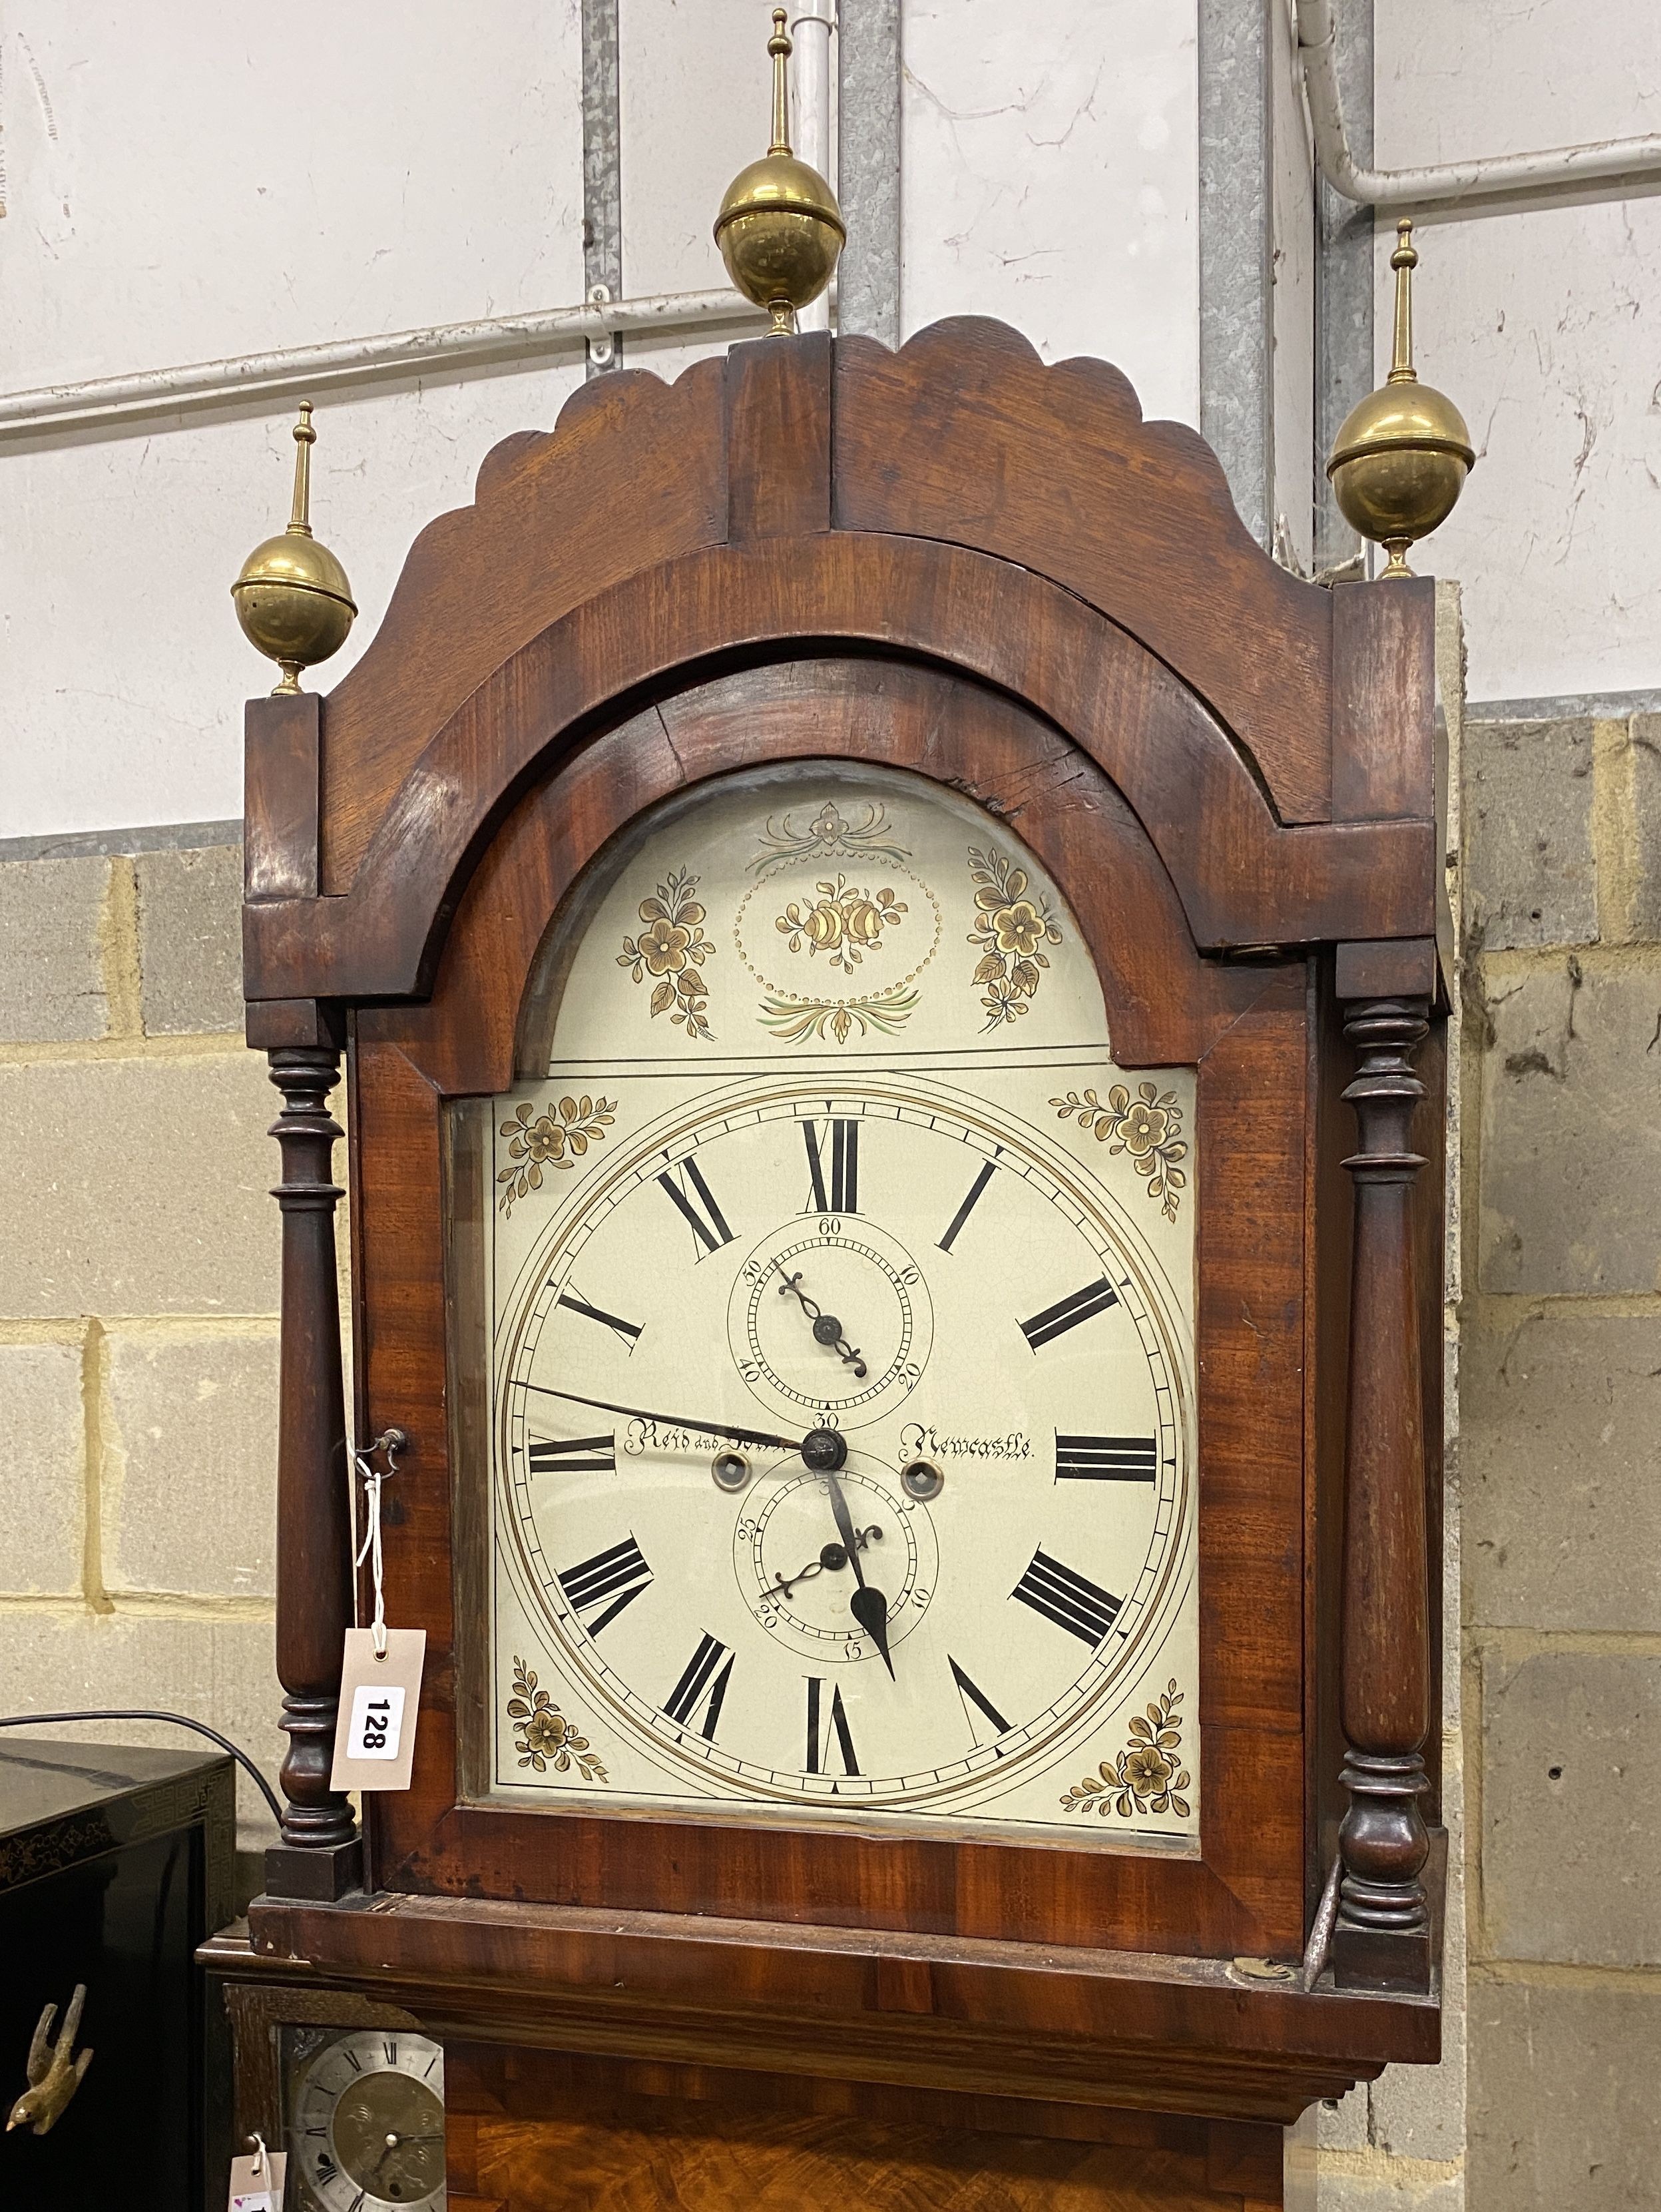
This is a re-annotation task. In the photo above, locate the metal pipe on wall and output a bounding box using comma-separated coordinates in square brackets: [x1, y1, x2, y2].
[3, 1, 866, 443]
[1297, 0, 1661, 208]
[0, 288, 768, 443]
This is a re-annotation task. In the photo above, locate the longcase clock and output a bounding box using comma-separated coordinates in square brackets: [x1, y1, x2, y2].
[220, 322, 1448, 2212]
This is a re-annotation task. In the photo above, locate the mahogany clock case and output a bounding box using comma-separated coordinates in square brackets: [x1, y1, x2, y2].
[240, 326, 1447, 2127]
[348, 647, 1381, 1966]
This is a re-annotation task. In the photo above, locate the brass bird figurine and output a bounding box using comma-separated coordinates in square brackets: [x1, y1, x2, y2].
[7, 1984, 93, 2136]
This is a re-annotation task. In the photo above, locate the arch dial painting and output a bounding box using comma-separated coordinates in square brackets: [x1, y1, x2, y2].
[458, 765, 1199, 1846]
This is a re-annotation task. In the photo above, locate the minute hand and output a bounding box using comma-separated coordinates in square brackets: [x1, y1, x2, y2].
[516, 1382, 798, 1454]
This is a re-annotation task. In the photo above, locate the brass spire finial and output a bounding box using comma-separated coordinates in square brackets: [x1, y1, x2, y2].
[1387, 217, 1417, 383]
[1326, 216, 1475, 580]
[714, 5, 845, 336]
[288, 400, 318, 529]
[231, 403, 357, 695]
[768, 7, 792, 156]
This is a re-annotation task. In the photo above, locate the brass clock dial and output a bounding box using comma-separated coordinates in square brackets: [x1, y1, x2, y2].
[465, 766, 1199, 1846]
[292, 2030, 445, 2212]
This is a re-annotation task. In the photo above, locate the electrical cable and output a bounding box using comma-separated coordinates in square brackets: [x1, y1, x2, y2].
[0, 1709, 282, 1826]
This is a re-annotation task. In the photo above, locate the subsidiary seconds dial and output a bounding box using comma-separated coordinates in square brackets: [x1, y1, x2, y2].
[729, 1210, 933, 1425]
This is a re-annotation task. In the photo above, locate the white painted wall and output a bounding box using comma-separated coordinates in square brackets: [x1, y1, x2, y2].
[1, 372, 588, 840]
[0, 0, 1206, 842]
[621, 0, 774, 302]
[901, 0, 1200, 425]
[3, 3, 585, 381]
[1374, 0, 1661, 703]
[1, 1, 587, 839]
[7, 0, 1656, 838]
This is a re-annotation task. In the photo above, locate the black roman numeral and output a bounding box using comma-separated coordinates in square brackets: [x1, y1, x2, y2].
[805, 1677, 859, 1775]
[382, 2039, 398, 2067]
[663, 1632, 734, 1738]
[1055, 1434, 1158, 1482]
[1011, 1548, 1122, 1645]
[528, 1433, 616, 1476]
[557, 1288, 643, 1352]
[938, 1159, 996, 1253]
[1019, 1277, 1118, 1350]
[658, 1158, 735, 1254]
[558, 1535, 652, 1635]
[948, 1655, 1011, 1741]
[803, 1117, 859, 1213]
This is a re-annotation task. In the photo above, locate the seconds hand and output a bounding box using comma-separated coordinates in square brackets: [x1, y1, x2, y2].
[516, 1382, 799, 1454]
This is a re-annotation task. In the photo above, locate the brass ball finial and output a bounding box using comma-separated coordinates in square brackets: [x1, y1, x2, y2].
[714, 6, 845, 336]
[1326, 218, 1475, 579]
[231, 402, 357, 694]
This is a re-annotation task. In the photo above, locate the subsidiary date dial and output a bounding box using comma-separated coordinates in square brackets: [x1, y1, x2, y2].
[738, 1459, 937, 1662]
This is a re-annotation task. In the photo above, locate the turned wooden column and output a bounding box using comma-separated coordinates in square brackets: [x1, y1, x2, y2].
[1333, 994, 1433, 1992]
[265, 1030, 363, 1900]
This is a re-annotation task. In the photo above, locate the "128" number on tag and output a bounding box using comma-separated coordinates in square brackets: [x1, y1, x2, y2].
[330, 1626, 425, 1792]
[348, 1682, 405, 1760]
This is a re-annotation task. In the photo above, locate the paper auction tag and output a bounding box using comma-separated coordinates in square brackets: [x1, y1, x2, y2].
[330, 1626, 426, 1792]
[228, 2147, 286, 2210]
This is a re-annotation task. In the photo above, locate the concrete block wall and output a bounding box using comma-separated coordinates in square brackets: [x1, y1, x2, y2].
[1459, 706, 1661, 2209]
[1316, 641, 1661, 2212]
[0, 826, 285, 1875]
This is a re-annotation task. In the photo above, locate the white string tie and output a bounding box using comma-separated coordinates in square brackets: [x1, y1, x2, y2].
[353, 1432, 403, 1661]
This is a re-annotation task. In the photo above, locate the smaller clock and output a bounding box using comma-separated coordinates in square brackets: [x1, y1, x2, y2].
[290, 2029, 446, 2211]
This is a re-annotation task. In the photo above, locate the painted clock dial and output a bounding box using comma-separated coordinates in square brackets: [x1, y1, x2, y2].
[463, 764, 1198, 1845]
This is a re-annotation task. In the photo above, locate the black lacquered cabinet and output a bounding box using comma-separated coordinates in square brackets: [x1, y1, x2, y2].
[0, 1740, 236, 2210]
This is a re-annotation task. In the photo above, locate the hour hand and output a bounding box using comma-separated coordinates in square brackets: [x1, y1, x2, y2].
[849, 1583, 894, 1677]
[825, 1472, 895, 1677]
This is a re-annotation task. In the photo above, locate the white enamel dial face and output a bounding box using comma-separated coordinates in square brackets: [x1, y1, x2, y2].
[476, 766, 1199, 1847]
[292, 2030, 445, 2212]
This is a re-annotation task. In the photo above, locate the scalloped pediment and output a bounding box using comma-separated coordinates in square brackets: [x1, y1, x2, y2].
[312, 319, 1349, 896]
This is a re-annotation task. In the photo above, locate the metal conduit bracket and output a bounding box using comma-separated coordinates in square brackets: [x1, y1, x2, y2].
[586, 284, 617, 370]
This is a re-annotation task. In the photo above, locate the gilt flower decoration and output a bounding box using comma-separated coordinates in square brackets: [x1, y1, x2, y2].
[967, 846, 1063, 1029]
[619, 866, 714, 1040]
[1050, 1081, 1188, 1224]
[497, 1096, 616, 1217]
[507, 1657, 608, 1783]
[1061, 1682, 1191, 1820]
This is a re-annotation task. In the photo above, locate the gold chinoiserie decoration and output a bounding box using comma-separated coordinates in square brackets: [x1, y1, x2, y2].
[714, 7, 845, 334]
[231, 402, 357, 694]
[1327, 218, 1475, 579]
